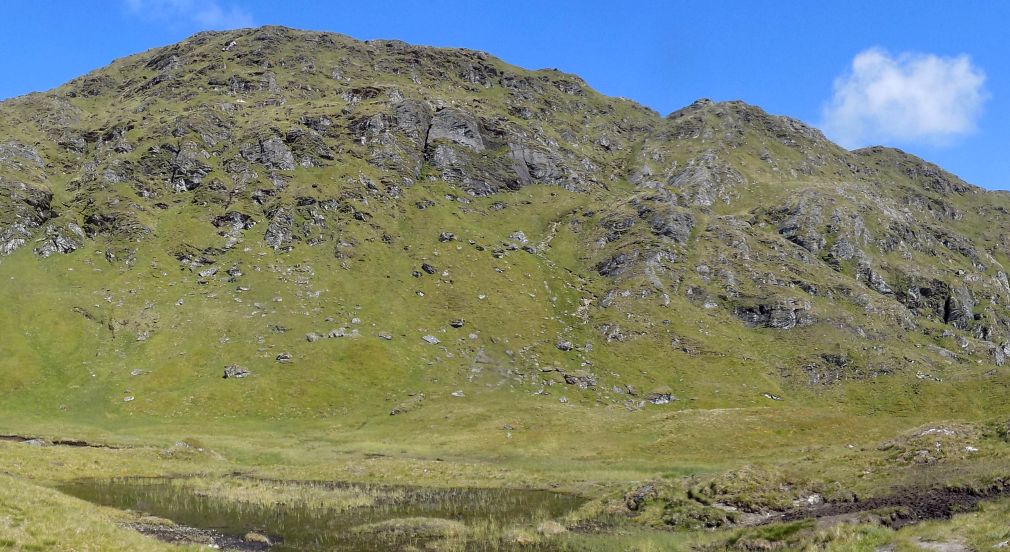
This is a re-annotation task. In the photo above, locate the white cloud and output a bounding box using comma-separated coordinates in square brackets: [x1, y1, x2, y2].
[124, 0, 254, 30]
[822, 48, 988, 148]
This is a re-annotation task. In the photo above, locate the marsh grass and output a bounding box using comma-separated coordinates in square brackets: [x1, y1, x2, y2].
[56, 475, 585, 551]
[0, 475, 197, 552]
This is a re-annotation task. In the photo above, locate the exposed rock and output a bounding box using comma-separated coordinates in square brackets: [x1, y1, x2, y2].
[646, 387, 675, 404]
[735, 299, 813, 330]
[509, 231, 528, 245]
[666, 151, 744, 209]
[212, 211, 255, 230]
[624, 483, 657, 511]
[639, 204, 694, 244]
[943, 286, 975, 331]
[264, 208, 293, 250]
[427, 108, 484, 151]
[992, 342, 1010, 367]
[241, 135, 295, 170]
[34, 223, 84, 257]
[168, 141, 211, 192]
[596, 252, 635, 277]
[508, 142, 565, 187]
[222, 365, 250, 379]
[0, 142, 44, 168]
[0, 180, 55, 256]
[563, 370, 596, 389]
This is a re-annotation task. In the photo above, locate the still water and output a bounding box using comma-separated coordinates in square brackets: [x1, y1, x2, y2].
[59, 477, 585, 551]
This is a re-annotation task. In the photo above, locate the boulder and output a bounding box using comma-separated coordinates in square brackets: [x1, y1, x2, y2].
[222, 365, 250, 379]
[563, 370, 596, 389]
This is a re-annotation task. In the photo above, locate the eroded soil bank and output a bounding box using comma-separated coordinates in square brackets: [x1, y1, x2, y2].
[775, 482, 1010, 528]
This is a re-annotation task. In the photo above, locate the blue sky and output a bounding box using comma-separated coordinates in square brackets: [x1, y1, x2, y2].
[1, 1, 1007, 188]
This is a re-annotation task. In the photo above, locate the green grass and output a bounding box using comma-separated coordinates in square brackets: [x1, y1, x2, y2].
[0, 474, 200, 552]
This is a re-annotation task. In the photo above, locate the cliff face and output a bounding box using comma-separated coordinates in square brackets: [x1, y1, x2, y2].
[1, 26, 1009, 419]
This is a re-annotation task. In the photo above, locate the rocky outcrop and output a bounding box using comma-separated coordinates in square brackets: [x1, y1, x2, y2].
[666, 151, 744, 209]
[0, 142, 45, 169]
[634, 199, 694, 244]
[34, 222, 85, 257]
[168, 141, 211, 192]
[0, 179, 56, 256]
[241, 135, 295, 170]
[427, 108, 485, 151]
[943, 286, 976, 331]
[263, 208, 293, 250]
[596, 251, 637, 277]
[734, 299, 813, 330]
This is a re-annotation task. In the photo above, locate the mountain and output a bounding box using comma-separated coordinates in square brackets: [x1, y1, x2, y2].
[4, 25, 1010, 550]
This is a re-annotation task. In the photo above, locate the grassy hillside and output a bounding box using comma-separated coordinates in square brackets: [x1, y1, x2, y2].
[4, 25, 1010, 550]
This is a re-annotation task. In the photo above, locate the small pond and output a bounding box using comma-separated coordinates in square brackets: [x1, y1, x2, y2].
[58, 477, 585, 551]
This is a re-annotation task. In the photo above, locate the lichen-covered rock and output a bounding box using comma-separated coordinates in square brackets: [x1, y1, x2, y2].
[212, 211, 255, 231]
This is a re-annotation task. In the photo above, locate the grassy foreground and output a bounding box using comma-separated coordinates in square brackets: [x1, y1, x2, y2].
[4, 398, 1010, 551]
